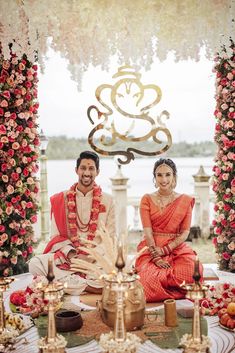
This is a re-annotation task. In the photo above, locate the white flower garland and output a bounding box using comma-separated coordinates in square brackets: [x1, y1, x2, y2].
[0, 0, 234, 86]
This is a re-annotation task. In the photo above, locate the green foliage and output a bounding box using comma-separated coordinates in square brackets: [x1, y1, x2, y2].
[46, 137, 216, 160]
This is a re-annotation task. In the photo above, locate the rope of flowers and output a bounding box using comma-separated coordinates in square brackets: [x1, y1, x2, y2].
[212, 38, 235, 272]
[0, 45, 39, 276]
[200, 282, 235, 315]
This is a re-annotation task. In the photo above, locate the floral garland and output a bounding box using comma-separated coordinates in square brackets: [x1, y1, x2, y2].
[200, 282, 235, 316]
[212, 38, 235, 272]
[9, 276, 60, 317]
[0, 45, 39, 276]
[66, 182, 104, 255]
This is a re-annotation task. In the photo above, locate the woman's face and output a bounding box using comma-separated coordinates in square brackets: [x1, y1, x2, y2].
[155, 164, 175, 192]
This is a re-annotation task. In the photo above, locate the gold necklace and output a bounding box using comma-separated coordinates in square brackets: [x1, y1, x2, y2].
[156, 191, 175, 210]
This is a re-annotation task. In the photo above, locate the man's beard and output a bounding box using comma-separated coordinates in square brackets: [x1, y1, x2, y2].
[80, 176, 94, 187]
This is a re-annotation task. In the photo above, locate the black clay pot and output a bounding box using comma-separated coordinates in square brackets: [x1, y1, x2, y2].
[55, 310, 83, 332]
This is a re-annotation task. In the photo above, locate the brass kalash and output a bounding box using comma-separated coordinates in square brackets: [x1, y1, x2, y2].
[38, 259, 67, 353]
[180, 258, 211, 353]
[98, 245, 145, 331]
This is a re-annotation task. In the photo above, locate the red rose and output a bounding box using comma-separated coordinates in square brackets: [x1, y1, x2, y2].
[99, 204, 106, 213]
[0, 225, 5, 233]
[92, 200, 100, 209]
[89, 223, 98, 232]
[224, 204, 231, 211]
[0, 124, 6, 134]
[10, 290, 26, 306]
[223, 283, 230, 290]
[8, 149, 14, 157]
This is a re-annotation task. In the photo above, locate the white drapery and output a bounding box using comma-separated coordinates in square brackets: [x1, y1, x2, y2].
[0, 0, 234, 85]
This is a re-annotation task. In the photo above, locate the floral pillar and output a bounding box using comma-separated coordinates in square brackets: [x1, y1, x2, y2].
[212, 39, 235, 272]
[0, 47, 40, 276]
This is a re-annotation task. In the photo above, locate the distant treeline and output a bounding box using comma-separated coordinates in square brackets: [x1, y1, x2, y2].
[45, 136, 217, 160]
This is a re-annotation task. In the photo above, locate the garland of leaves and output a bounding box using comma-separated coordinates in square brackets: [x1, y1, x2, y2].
[0, 45, 39, 276]
[212, 38, 235, 272]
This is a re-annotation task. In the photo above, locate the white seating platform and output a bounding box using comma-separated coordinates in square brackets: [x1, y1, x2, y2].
[3, 264, 235, 353]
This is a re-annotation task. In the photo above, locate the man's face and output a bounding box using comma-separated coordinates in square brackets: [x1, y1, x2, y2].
[76, 158, 99, 188]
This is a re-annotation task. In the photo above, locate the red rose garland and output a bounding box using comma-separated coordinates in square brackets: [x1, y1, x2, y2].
[0, 47, 39, 276]
[212, 38, 235, 272]
[66, 182, 103, 254]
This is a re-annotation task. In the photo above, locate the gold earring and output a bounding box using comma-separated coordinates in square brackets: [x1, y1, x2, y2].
[171, 178, 176, 189]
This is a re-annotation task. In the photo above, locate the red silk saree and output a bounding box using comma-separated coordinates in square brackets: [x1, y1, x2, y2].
[135, 194, 203, 302]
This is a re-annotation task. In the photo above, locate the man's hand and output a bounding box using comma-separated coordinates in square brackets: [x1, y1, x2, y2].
[67, 249, 77, 261]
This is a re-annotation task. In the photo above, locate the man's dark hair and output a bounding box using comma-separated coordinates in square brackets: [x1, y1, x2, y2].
[76, 151, 100, 170]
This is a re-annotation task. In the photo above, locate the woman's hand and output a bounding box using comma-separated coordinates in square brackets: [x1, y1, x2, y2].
[153, 258, 171, 269]
[154, 246, 163, 255]
[149, 245, 163, 258]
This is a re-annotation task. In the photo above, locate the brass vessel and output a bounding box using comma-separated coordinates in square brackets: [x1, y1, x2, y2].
[98, 273, 145, 331]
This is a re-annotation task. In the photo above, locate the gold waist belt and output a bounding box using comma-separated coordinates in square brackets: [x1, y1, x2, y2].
[153, 232, 178, 237]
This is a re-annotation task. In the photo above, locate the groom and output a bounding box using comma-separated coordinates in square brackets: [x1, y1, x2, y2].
[29, 150, 115, 294]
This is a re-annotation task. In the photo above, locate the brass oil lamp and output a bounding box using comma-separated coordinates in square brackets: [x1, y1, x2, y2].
[99, 245, 141, 352]
[180, 258, 211, 353]
[38, 259, 66, 353]
[0, 277, 17, 351]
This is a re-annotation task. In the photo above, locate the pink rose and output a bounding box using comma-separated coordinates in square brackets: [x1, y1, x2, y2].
[0, 99, 8, 107]
[26, 202, 33, 208]
[7, 185, 14, 194]
[12, 142, 20, 150]
[15, 99, 23, 107]
[6, 206, 13, 215]
[30, 215, 37, 223]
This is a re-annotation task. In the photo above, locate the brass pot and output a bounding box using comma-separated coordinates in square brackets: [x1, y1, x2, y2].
[98, 276, 145, 331]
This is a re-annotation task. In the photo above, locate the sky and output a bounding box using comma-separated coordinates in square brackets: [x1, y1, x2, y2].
[38, 47, 216, 143]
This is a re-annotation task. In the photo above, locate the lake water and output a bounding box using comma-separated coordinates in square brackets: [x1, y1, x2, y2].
[46, 157, 214, 197]
[44, 157, 215, 227]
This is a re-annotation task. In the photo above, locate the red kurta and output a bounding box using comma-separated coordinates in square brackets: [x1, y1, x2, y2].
[135, 194, 203, 302]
